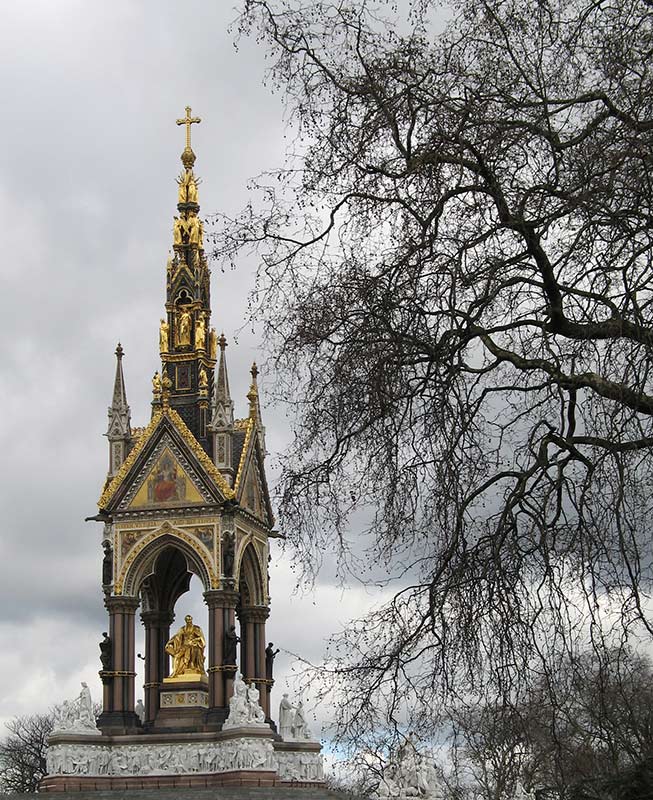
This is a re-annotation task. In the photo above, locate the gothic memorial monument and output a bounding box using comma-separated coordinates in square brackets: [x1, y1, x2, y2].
[40, 108, 323, 793]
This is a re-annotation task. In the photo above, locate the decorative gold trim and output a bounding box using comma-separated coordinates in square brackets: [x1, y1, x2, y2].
[161, 352, 216, 365]
[167, 408, 235, 499]
[98, 411, 163, 508]
[208, 664, 237, 673]
[99, 670, 137, 678]
[98, 407, 235, 511]
[114, 523, 218, 594]
[233, 417, 254, 494]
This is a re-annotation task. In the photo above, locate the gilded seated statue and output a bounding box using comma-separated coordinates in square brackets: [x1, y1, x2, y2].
[165, 614, 206, 679]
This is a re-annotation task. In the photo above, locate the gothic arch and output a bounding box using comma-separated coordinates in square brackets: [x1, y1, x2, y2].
[120, 528, 213, 598]
[237, 542, 265, 606]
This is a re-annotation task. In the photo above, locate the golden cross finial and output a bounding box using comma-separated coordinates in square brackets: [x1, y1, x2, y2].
[176, 106, 201, 150]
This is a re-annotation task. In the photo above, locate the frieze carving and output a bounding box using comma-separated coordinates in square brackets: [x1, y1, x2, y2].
[276, 750, 325, 782]
[160, 690, 208, 708]
[46, 737, 283, 777]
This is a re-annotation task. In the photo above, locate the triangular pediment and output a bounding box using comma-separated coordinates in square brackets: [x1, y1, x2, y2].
[128, 446, 204, 508]
[234, 419, 273, 526]
[99, 409, 235, 512]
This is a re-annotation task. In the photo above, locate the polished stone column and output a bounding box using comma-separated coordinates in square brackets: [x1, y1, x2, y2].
[140, 609, 173, 727]
[97, 595, 140, 735]
[240, 605, 270, 717]
[204, 588, 239, 728]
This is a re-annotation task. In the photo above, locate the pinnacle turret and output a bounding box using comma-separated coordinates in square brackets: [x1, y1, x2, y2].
[247, 362, 266, 457]
[105, 343, 132, 477]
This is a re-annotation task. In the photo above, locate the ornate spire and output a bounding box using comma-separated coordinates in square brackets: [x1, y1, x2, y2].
[160, 106, 213, 451]
[106, 343, 132, 477]
[210, 335, 235, 482]
[247, 362, 266, 456]
[212, 334, 234, 428]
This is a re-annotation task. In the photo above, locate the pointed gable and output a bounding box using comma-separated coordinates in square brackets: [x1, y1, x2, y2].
[99, 408, 235, 512]
[233, 418, 274, 526]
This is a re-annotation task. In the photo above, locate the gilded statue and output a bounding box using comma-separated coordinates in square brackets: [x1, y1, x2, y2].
[152, 371, 162, 394]
[187, 172, 198, 204]
[173, 217, 183, 246]
[188, 214, 200, 247]
[165, 615, 206, 678]
[209, 328, 217, 360]
[195, 313, 206, 350]
[199, 366, 208, 389]
[177, 307, 192, 346]
[177, 171, 199, 205]
[159, 319, 169, 353]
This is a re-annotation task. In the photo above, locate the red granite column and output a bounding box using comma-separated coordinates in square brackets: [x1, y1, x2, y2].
[204, 589, 239, 728]
[140, 610, 173, 727]
[97, 595, 140, 735]
[240, 605, 270, 717]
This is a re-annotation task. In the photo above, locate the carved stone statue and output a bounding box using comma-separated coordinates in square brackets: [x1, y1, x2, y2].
[222, 531, 235, 577]
[291, 700, 309, 740]
[222, 673, 249, 728]
[224, 624, 239, 665]
[159, 319, 169, 353]
[265, 642, 279, 680]
[165, 615, 206, 678]
[223, 673, 267, 729]
[135, 699, 145, 725]
[195, 313, 206, 351]
[246, 683, 266, 724]
[278, 693, 295, 739]
[102, 541, 112, 585]
[79, 683, 94, 727]
[176, 307, 192, 347]
[99, 632, 111, 671]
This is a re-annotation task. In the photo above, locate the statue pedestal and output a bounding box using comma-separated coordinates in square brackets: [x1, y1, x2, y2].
[155, 677, 209, 732]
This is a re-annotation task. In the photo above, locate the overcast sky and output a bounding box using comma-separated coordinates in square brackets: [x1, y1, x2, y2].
[0, 0, 393, 747]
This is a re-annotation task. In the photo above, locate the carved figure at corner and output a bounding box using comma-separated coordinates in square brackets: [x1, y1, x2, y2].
[209, 328, 217, 359]
[222, 531, 235, 577]
[173, 216, 183, 246]
[159, 318, 169, 353]
[279, 693, 295, 739]
[224, 624, 240, 665]
[291, 699, 310, 740]
[102, 541, 113, 585]
[152, 371, 162, 394]
[165, 615, 206, 678]
[265, 642, 279, 680]
[99, 632, 112, 671]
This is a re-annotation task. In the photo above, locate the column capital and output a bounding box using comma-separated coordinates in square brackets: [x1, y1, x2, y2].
[238, 604, 270, 623]
[105, 595, 140, 613]
[203, 589, 240, 609]
[140, 609, 175, 626]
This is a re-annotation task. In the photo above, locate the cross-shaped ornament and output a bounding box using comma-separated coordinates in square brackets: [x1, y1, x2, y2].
[176, 106, 201, 150]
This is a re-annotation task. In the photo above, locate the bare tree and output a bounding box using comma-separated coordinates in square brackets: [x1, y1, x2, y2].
[215, 0, 653, 754]
[0, 714, 52, 794]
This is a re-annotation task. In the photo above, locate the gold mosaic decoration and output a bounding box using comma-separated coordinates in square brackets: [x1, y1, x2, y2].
[98, 408, 235, 510]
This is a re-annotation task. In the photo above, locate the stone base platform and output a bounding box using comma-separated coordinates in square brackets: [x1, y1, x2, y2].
[40, 728, 324, 793]
[13, 788, 342, 800]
